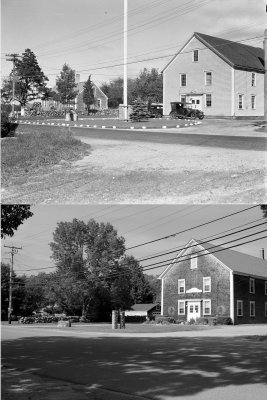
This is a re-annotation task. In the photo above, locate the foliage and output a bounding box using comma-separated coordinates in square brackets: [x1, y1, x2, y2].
[144, 274, 161, 303]
[260, 205, 267, 218]
[55, 64, 78, 106]
[215, 316, 233, 325]
[125, 315, 147, 323]
[155, 315, 176, 324]
[1, 111, 18, 138]
[1, 77, 13, 104]
[1, 263, 26, 320]
[83, 75, 95, 113]
[129, 97, 150, 122]
[1, 205, 33, 239]
[131, 68, 163, 103]
[20, 273, 50, 316]
[8, 49, 48, 109]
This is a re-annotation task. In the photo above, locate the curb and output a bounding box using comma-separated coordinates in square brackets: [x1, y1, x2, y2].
[15, 120, 202, 130]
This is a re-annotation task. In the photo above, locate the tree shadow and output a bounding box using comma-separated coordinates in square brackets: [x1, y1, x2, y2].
[2, 335, 267, 398]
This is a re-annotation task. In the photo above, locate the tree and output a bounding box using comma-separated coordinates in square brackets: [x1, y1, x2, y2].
[12, 49, 48, 116]
[260, 205, 267, 218]
[1, 205, 33, 239]
[1, 77, 13, 104]
[144, 274, 161, 303]
[131, 68, 163, 104]
[55, 64, 78, 107]
[100, 77, 135, 108]
[129, 97, 150, 122]
[83, 75, 95, 113]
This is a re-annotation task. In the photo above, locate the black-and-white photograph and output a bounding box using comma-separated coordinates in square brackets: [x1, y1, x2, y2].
[1, 0, 267, 399]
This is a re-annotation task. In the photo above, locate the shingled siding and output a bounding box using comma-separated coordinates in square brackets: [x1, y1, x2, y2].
[76, 85, 108, 113]
[162, 245, 231, 320]
[234, 274, 267, 324]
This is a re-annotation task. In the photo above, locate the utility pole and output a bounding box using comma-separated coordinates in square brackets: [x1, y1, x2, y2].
[5, 53, 20, 118]
[4, 245, 22, 324]
[123, 0, 128, 120]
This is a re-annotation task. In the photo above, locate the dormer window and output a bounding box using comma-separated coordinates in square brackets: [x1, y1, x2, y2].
[193, 50, 199, 62]
[190, 255, 197, 270]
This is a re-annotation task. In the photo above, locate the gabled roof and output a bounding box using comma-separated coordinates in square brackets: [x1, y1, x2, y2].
[128, 304, 159, 312]
[76, 81, 108, 99]
[159, 239, 267, 280]
[162, 32, 264, 73]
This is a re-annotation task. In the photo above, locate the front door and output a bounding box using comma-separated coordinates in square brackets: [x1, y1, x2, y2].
[187, 301, 201, 321]
[188, 95, 203, 111]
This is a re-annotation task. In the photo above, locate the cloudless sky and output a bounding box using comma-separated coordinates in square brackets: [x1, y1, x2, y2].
[1, 0, 266, 86]
[1, 204, 266, 277]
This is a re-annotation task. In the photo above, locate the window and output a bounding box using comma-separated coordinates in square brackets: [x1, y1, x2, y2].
[251, 95, 256, 110]
[193, 50, 199, 62]
[206, 94, 212, 107]
[203, 277, 211, 292]
[180, 74, 187, 87]
[250, 301, 255, 317]
[265, 281, 267, 295]
[180, 95, 186, 103]
[249, 278, 255, 294]
[97, 99, 101, 108]
[203, 300, 211, 315]
[237, 300, 243, 316]
[238, 95, 243, 109]
[205, 71, 212, 85]
[178, 279, 185, 294]
[252, 72, 256, 87]
[265, 303, 267, 317]
[190, 255, 197, 270]
[178, 300, 185, 315]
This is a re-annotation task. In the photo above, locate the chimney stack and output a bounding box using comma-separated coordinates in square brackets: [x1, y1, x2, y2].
[75, 73, 80, 84]
[264, 29, 267, 120]
[259, 248, 265, 260]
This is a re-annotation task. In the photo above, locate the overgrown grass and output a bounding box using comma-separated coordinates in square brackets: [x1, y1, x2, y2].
[1, 130, 91, 184]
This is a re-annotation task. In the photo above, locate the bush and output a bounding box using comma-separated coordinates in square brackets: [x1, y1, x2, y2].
[155, 315, 176, 324]
[216, 316, 233, 325]
[125, 315, 147, 323]
[1, 111, 18, 138]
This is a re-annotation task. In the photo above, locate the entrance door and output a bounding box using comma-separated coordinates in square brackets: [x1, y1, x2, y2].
[187, 301, 201, 321]
[188, 95, 203, 111]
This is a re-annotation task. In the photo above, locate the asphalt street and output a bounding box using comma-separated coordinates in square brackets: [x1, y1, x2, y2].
[2, 324, 267, 400]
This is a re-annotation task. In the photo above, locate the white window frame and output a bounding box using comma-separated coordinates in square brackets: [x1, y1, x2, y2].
[178, 279, 185, 294]
[178, 300, 186, 315]
[205, 71, 212, 86]
[249, 301, 255, 317]
[238, 94, 244, 109]
[203, 277, 211, 293]
[190, 255, 197, 270]
[249, 278, 255, 294]
[251, 72, 256, 87]
[180, 74, 187, 87]
[265, 281, 267, 295]
[237, 300, 243, 316]
[193, 50, 199, 62]
[203, 299, 211, 315]
[206, 94, 212, 107]
[251, 95, 256, 110]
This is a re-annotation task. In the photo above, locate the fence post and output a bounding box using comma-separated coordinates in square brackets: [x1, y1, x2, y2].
[120, 311, 125, 329]
[112, 310, 119, 329]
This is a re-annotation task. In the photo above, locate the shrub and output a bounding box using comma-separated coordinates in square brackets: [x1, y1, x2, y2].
[1, 111, 18, 138]
[155, 315, 176, 324]
[216, 316, 233, 325]
[125, 315, 147, 323]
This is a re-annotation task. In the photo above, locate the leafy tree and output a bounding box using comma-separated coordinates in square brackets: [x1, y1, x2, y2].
[144, 274, 161, 303]
[83, 75, 95, 113]
[10, 49, 48, 116]
[1, 205, 33, 239]
[1, 263, 26, 320]
[101, 77, 135, 108]
[131, 68, 163, 104]
[129, 97, 150, 122]
[1, 77, 13, 104]
[260, 205, 267, 218]
[55, 64, 78, 106]
[21, 273, 50, 316]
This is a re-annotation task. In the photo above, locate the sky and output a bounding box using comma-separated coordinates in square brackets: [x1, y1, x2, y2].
[1, 0, 266, 86]
[1, 204, 266, 277]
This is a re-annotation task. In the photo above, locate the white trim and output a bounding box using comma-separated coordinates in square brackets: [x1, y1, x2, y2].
[203, 299, 211, 315]
[203, 276, 211, 292]
[249, 301, 255, 317]
[178, 300, 186, 315]
[190, 255, 197, 269]
[231, 68, 235, 116]
[230, 271, 234, 324]
[237, 300, 243, 317]
[178, 279, 185, 294]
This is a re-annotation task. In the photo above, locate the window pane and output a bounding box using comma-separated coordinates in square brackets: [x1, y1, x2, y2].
[181, 74, 186, 86]
[206, 72, 212, 85]
[206, 94, 212, 107]
[238, 95, 243, 109]
[193, 50, 198, 62]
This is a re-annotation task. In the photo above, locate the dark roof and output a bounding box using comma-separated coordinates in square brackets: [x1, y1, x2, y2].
[195, 32, 264, 72]
[128, 304, 159, 312]
[163, 32, 264, 73]
[159, 239, 267, 279]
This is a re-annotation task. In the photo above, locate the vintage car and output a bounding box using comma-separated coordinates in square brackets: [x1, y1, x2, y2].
[169, 102, 204, 119]
[148, 103, 163, 118]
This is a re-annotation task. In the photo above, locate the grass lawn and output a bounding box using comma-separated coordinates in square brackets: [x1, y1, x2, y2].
[1, 128, 91, 185]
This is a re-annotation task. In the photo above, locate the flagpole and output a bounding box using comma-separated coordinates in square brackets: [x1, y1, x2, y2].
[123, 0, 128, 120]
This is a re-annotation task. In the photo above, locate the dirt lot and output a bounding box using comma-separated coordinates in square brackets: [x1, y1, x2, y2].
[2, 119, 266, 204]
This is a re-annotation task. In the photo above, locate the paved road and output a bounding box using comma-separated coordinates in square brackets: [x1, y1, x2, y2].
[2, 324, 267, 400]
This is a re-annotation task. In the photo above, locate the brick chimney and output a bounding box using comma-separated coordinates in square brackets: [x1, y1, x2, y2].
[264, 29, 267, 120]
[259, 248, 265, 260]
[75, 73, 80, 84]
